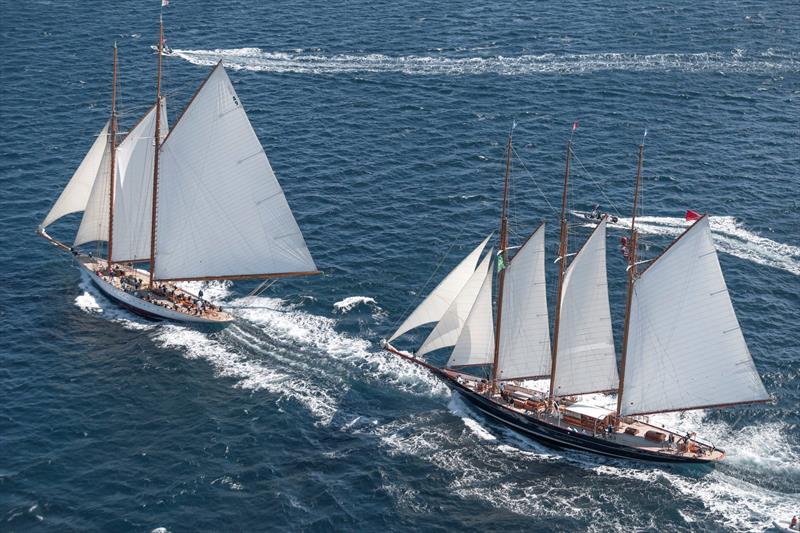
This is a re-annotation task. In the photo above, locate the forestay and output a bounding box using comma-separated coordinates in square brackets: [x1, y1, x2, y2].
[619, 216, 769, 416]
[154, 63, 316, 281]
[389, 234, 492, 342]
[447, 263, 495, 368]
[497, 224, 551, 380]
[552, 218, 618, 396]
[42, 121, 110, 230]
[74, 138, 113, 247]
[417, 249, 493, 356]
[111, 102, 169, 262]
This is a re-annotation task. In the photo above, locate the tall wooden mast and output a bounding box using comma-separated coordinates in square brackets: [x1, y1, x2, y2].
[149, 15, 164, 286]
[548, 139, 572, 405]
[491, 134, 513, 392]
[615, 142, 644, 419]
[107, 43, 118, 263]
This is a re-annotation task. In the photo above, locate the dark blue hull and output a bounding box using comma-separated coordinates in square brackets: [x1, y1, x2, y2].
[436, 369, 715, 465]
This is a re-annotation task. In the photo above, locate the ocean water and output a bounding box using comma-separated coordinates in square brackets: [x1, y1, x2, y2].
[1, 1, 799, 531]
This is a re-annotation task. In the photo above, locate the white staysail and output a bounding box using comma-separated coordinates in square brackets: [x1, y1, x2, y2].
[417, 249, 493, 356]
[552, 218, 618, 396]
[497, 224, 551, 380]
[74, 139, 113, 247]
[389, 234, 492, 342]
[447, 262, 495, 368]
[111, 101, 169, 262]
[42, 121, 110, 229]
[154, 64, 316, 281]
[619, 216, 769, 416]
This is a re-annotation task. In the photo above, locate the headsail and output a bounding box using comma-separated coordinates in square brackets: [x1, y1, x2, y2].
[447, 262, 495, 368]
[42, 121, 110, 230]
[619, 216, 769, 416]
[417, 249, 493, 356]
[111, 102, 169, 262]
[74, 137, 113, 246]
[497, 224, 551, 380]
[154, 63, 316, 281]
[389, 234, 492, 342]
[552, 218, 618, 396]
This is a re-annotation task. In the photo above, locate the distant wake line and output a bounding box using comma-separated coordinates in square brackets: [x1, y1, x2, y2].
[608, 215, 800, 276]
[171, 48, 800, 75]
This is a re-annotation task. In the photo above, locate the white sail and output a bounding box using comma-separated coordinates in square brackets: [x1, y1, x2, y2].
[552, 218, 618, 396]
[42, 121, 110, 229]
[417, 249, 493, 356]
[620, 216, 769, 416]
[447, 263, 495, 368]
[74, 139, 113, 247]
[497, 224, 551, 380]
[154, 64, 316, 281]
[389, 234, 492, 342]
[111, 101, 169, 262]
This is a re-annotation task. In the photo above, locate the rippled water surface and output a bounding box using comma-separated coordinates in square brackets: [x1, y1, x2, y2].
[1, 1, 799, 531]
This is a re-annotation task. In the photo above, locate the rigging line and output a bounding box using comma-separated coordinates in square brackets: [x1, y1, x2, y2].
[511, 145, 557, 215]
[389, 223, 469, 333]
[571, 151, 623, 217]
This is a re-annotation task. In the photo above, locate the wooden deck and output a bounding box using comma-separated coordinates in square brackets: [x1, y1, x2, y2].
[443, 369, 724, 461]
[80, 257, 233, 322]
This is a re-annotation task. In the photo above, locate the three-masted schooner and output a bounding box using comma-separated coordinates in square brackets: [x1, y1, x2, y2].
[382, 133, 770, 463]
[38, 19, 318, 324]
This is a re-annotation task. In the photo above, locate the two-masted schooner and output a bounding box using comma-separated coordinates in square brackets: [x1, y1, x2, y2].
[382, 133, 771, 463]
[38, 19, 318, 324]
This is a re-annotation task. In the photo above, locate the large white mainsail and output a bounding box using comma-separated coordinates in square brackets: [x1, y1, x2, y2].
[74, 138, 113, 247]
[417, 249, 493, 356]
[389, 234, 492, 342]
[154, 63, 316, 281]
[42, 121, 110, 230]
[552, 218, 618, 396]
[497, 224, 551, 380]
[111, 102, 169, 262]
[619, 216, 769, 416]
[447, 263, 495, 368]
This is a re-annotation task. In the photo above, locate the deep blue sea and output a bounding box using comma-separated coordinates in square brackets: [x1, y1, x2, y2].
[1, 1, 799, 531]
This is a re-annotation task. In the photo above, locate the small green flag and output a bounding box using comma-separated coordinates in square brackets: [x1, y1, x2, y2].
[497, 255, 505, 272]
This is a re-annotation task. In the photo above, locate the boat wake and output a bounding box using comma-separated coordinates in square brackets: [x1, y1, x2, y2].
[365, 391, 799, 531]
[597, 215, 800, 276]
[71, 279, 795, 530]
[72, 284, 446, 425]
[170, 48, 800, 76]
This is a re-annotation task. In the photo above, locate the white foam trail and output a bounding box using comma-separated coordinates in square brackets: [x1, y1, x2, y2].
[333, 296, 377, 313]
[154, 324, 341, 425]
[231, 295, 448, 398]
[603, 215, 800, 276]
[172, 48, 800, 75]
[74, 272, 155, 330]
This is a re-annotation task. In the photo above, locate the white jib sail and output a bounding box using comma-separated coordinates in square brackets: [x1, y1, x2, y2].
[111, 101, 169, 262]
[389, 233, 492, 342]
[154, 64, 316, 280]
[447, 261, 495, 368]
[497, 224, 551, 380]
[74, 138, 113, 247]
[42, 121, 110, 229]
[552, 218, 618, 396]
[620, 216, 769, 416]
[417, 249, 493, 356]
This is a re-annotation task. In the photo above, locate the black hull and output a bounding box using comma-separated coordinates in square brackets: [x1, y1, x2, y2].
[428, 367, 714, 465]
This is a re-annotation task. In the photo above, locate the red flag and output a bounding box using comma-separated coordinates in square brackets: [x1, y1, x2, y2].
[572, 121, 579, 131]
[685, 209, 702, 222]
